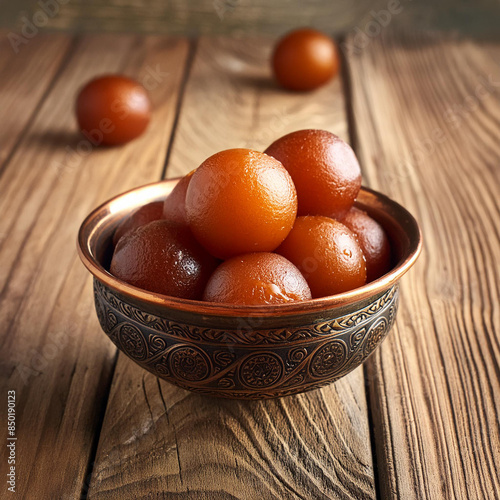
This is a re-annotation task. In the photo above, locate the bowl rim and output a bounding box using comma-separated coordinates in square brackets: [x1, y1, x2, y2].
[77, 179, 422, 318]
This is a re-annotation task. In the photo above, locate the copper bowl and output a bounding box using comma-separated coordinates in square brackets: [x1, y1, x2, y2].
[78, 179, 422, 399]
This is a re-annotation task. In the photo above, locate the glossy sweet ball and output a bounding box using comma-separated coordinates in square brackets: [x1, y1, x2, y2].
[342, 207, 392, 282]
[277, 216, 367, 298]
[163, 171, 194, 226]
[203, 252, 312, 305]
[272, 28, 339, 91]
[76, 75, 151, 145]
[185, 149, 298, 260]
[265, 129, 361, 220]
[113, 201, 164, 246]
[110, 220, 217, 299]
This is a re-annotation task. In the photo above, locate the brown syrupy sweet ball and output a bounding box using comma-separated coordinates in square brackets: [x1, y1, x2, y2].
[110, 220, 217, 299]
[272, 28, 339, 91]
[203, 252, 312, 305]
[163, 171, 194, 226]
[113, 201, 164, 246]
[185, 149, 297, 260]
[265, 129, 362, 220]
[76, 75, 151, 145]
[342, 207, 392, 282]
[277, 215, 366, 298]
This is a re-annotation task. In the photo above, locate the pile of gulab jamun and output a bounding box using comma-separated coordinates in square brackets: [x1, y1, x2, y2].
[110, 129, 392, 305]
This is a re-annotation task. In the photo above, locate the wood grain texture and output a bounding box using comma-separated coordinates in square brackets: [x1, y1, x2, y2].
[0, 32, 73, 167]
[346, 32, 500, 499]
[0, 35, 189, 499]
[87, 37, 375, 500]
[89, 359, 375, 500]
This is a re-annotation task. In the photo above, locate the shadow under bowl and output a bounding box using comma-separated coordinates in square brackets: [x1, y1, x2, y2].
[78, 179, 422, 399]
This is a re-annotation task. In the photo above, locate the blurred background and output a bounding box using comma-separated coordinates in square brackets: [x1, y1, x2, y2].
[1, 0, 500, 38]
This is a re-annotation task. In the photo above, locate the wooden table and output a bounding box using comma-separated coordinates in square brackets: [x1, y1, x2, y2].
[1, 31, 499, 499]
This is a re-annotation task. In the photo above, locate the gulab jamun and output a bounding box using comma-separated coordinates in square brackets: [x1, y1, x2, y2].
[272, 28, 339, 91]
[163, 171, 194, 226]
[113, 201, 164, 246]
[203, 252, 312, 305]
[185, 149, 297, 259]
[277, 215, 366, 298]
[76, 75, 151, 145]
[265, 129, 361, 220]
[110, 220, 217, 299]
[342, 207, 392, 282]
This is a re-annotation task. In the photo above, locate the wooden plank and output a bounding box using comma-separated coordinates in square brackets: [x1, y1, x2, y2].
[346, 32, 500, 499]
[0, 35, 189, 499]
[0, 32, 73, 167]
[88, 36, 375, 500]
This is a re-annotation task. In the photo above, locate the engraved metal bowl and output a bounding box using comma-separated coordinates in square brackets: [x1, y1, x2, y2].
[78, 179, 422, 399]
